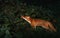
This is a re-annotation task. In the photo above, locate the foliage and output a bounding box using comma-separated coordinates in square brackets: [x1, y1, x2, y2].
[0, 0, 60, 38]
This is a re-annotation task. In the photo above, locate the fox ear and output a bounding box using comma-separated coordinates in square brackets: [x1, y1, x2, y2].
[27, 16, 30, 18]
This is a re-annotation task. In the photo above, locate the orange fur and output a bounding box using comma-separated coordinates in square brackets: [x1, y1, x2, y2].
[21, 16, 56, 32]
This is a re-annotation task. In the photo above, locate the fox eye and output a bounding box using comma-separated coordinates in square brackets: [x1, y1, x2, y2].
[27, 17, 30, 18]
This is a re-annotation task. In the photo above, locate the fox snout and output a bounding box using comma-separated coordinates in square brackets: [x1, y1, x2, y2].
[21, 16, 24, 18]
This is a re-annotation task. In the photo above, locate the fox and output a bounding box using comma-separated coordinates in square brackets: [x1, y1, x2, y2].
[21, 15, 57, 32]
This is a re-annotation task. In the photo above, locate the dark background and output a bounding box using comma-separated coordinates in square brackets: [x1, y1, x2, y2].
[0, 0, 60, 38]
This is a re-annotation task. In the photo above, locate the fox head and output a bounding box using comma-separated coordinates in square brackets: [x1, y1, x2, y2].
[21, 16, 31, 24]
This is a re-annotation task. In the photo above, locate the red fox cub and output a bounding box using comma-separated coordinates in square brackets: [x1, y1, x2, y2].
[21, 16, 56, 32]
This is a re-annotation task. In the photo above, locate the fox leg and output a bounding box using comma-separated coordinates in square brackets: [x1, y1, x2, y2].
[48, 23, 56, 32]
[41, 23, 51, 32]
[31, 25, 36, 30]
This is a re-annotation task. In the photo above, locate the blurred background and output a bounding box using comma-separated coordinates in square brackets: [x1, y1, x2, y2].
[0, 0, 60, 38]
